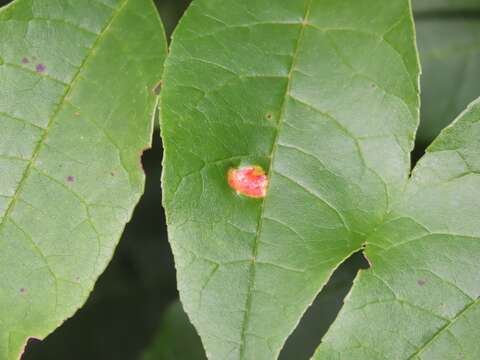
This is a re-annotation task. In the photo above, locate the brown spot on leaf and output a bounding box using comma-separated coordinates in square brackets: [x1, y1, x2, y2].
[265, 113, 273, 120]
[21, 57, 29, 64]
[36, 63, 46, 73]
[66, 175, 75, 182]
[74, 112, 80, 116]
[20, 288, 26, 293]
[417, 279, 426, 287]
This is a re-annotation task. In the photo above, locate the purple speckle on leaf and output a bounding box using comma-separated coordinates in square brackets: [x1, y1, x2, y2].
[36, 63, 46, 73]
[21, 57, 29, 64]
[66, 175, 75, 183]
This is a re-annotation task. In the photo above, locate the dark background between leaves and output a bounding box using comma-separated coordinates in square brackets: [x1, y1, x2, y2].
[0, 0, 479, 359]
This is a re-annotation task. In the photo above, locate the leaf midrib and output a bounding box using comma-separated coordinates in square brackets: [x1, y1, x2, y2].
[0, 0, 129, 235]
[238, 1, 314, 358]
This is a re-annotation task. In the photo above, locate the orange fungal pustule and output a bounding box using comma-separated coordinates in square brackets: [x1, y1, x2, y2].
[227, 165, 269, 199]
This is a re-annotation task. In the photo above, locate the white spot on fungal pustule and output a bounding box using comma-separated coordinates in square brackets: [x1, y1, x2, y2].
[228, 165, 269, 199]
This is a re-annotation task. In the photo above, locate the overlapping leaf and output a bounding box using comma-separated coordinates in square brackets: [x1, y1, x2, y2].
[161, 0, 419, 358]
[0, 0, 166, 358]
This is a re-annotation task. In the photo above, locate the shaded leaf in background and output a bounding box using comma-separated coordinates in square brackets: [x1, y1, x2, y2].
[415, 3, 480, 144]
[161, 0, 419, 358]
[156, 0, 191, 36]
[0, 0, 166, 358]
[143, 301, 206, 360]
[413, 0, 480, 12]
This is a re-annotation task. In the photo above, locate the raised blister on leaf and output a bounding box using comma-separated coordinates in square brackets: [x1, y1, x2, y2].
[228, 165, 268, 198]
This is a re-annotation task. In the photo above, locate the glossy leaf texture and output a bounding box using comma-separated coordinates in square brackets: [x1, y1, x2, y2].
[0, 0, 166, 358]
[314, 99, 480, 359]
[415, 2, 480, 143]
[160, 0, 419, 358]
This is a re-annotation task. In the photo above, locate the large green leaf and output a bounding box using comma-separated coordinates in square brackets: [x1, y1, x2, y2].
[161, 0, 419, 358]
[314, 99, 480, 359]
[415, 4, 480, 143]
[0, 0, 166, 358]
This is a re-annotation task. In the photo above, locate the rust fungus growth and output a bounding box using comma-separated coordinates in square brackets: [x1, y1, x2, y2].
[228, 165, 268, 198]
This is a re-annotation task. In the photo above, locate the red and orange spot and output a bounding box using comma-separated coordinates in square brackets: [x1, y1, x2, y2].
[228, 166, 269, 199]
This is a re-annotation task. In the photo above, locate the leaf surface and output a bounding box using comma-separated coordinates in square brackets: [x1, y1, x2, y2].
[160, 0, 419, 358]
[314, 98, 480, 360]
[0, 1, 166, 358]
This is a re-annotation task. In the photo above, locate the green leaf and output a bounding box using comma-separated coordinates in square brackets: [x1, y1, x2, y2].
[314, 98, 480, 359]
[0, 0, 166, 358]
[160, 0, 419, 358]
[143, 301, 207, 360]
[415, 4, 480, 143]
